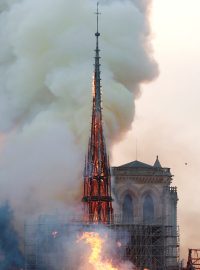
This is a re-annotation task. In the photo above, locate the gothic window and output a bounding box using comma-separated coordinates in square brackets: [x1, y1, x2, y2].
[122, 194, 134, 223]
[143, 194, 154, 224]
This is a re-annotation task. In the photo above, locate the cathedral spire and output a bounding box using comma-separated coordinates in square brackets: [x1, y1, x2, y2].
[82, 3, 113, 224]
[94, 1, 101, 112]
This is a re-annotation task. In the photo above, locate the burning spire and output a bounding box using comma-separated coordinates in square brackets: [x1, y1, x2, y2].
[82, 2, 113, 224]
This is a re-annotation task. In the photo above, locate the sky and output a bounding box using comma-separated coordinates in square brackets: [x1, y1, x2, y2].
[112, 0, 200, 261]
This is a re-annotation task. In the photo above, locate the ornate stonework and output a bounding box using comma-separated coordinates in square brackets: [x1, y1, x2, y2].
[112, 158, 178, 226]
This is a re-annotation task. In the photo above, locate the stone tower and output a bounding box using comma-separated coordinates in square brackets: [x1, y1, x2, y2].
[112, 156, 179, 268]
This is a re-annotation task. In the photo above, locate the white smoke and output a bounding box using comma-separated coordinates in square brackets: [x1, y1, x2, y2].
[0, 0, 158, 222]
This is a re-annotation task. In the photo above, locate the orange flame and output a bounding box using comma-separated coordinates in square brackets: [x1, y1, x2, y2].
[79, 232, 118, 270]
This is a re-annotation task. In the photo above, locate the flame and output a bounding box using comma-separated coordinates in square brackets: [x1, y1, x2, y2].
[79, 232, 118, 270]
[92, 74, 95, 97]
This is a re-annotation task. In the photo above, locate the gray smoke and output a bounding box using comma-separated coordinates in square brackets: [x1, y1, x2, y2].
[0, 0, 158, 229]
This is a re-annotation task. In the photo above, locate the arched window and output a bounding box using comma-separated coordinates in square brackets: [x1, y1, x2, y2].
[143, 194, 154, 224]
[122, 194, 134, 224]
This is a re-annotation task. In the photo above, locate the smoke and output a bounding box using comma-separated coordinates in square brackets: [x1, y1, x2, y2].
[0, 0, 157, 236]
[0, 202, 24, 269]
[32, 223, 136, 270]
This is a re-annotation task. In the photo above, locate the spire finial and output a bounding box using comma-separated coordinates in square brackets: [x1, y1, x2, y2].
[94, 2, 101, 112]
[95, 2, 101, 36]
[154, 155, 162, 168]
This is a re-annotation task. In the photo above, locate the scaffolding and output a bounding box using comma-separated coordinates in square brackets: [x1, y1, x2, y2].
[24, 215, 179, 270]
[24, 215, 63, 270]
[24, 215, 94, 270]
[186, 249, 200, 270]
[109, 224, 179, 270]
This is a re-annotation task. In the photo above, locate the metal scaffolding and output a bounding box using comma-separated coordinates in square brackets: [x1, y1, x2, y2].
[24, 215, 67, 270]
[186, 249, 200, 270]
[109, 224, 179, 270]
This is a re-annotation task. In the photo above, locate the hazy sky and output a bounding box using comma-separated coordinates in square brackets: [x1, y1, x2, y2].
[113, 0, 200, 261]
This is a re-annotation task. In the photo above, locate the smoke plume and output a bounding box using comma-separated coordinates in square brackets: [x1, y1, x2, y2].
[0, 0, 158, 228]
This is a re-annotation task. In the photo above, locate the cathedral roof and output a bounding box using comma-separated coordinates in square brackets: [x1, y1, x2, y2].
[112, 158, 172, 178]
[118, 160, 154, 169]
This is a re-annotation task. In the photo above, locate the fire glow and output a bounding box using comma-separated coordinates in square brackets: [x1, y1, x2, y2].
[79, 231, 118, 270]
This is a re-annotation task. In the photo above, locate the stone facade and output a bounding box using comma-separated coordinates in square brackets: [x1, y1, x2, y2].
[112, 157, 178, 227]
[111, 157, 179, 268]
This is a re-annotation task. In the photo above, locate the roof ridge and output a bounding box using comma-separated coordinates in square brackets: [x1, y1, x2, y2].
[118, 160, 153, 168]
